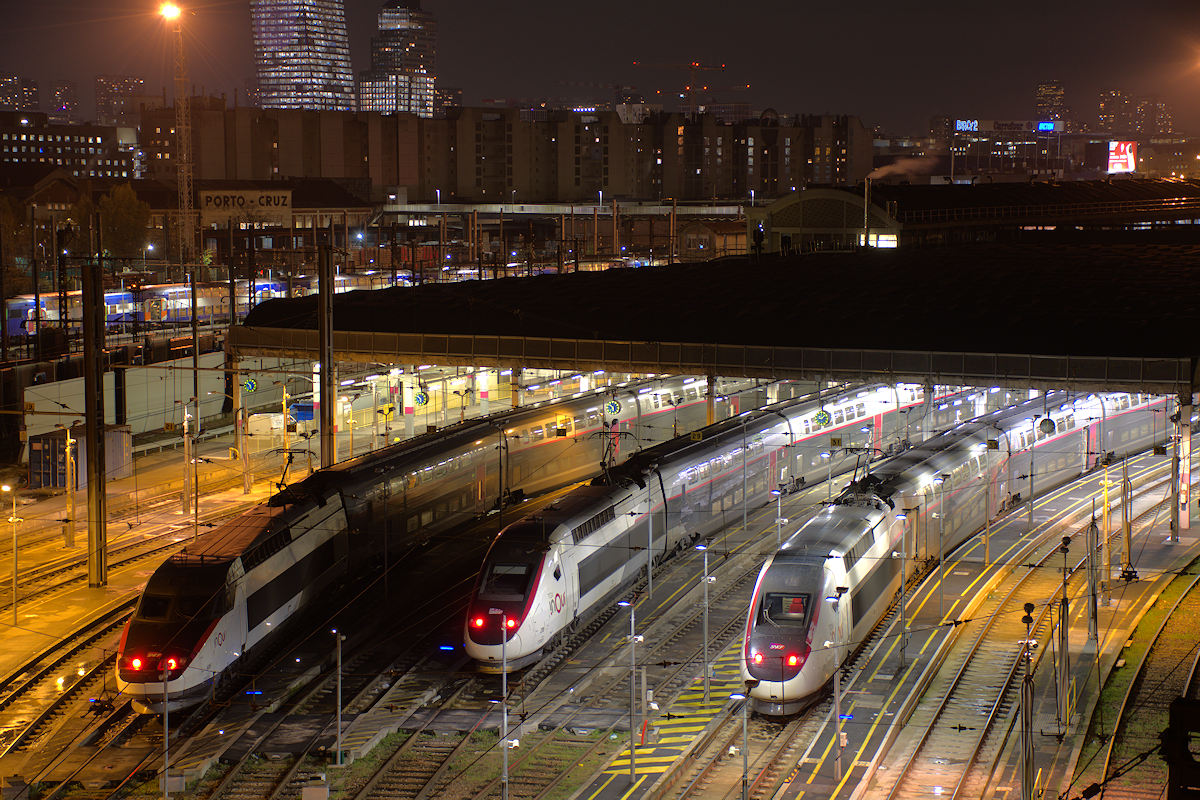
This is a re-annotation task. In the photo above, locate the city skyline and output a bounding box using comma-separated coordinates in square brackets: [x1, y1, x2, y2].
[1, 1, 1199, 134]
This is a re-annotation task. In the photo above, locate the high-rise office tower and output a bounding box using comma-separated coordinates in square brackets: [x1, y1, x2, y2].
[358, 1, 437, 117]
[1134, 97, 1175, 136]
[0, 76, 41, 111]
[19, 78, 40, 111]
[1098, 89, 1133, 133]
[251, 0, 356, 111]
[95, 75, 146, 125]
[49, 80, 79, 123]
[1034, 80, 1067, 121]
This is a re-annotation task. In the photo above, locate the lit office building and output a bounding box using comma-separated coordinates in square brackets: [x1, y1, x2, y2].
[1034, 80, 1068, 121]
[1098, 88, 1133, 133]
[48, 81, 79, 124]
[0, 75, 40, 111]
[95, 75, 146, 125]
[250, 0, 356, 111]
[357, 0, 437, 117]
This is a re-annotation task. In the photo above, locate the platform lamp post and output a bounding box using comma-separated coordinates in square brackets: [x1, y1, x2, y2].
[820, 450, 833, 500]
[895, 506, 919, 667]
[824, 586, 849, 782]
[933, 473, 950, 620]
[617, 596, 642, 784]
[3, 485, 21, 626]
[332, 628, 346, 766]
[54, 423, 79, 548]
[488, 608, 512, 800]
[771, 484, 789, 545]
[730, 679, 759, 800]
[695, 542, 712, 702]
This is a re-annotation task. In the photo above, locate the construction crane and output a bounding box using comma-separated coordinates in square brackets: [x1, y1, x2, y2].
[631, 60, 749, 115]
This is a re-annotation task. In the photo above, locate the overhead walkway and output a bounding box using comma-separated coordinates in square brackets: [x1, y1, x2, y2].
[228, 243, 1200, 395]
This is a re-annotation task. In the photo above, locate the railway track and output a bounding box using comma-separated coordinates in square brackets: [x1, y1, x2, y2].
[1092, 566, 1200, 798]
[348, 521, 772, 800]
[883, 487, 1173, 800]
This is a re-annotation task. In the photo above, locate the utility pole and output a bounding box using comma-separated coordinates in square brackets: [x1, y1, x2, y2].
[1020, 602, 1035, 800]
[82, 252, 107, 587]
[317, 241, 335, 468]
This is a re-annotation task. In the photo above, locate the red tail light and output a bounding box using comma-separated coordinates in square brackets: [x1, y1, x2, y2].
[164, 657, 182, 671]
[130, 657, 143, 671]
[786, 653, 799, 667]
[752, 652, 763, 665]
[505, 618, 517, 629]
[472, 617, 485, 628]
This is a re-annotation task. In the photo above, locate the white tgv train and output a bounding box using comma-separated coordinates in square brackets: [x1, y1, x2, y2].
[742, 390, 1167, 715]
[463, 382, 1007, 671]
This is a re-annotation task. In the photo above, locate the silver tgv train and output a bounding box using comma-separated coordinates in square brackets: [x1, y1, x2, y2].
[115, 374, 771, 712]
[463, 383, 1013, 671]
[742, 391, 1167, 715]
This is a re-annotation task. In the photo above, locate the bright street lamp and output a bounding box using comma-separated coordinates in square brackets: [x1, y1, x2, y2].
[159, 2, 181, 20]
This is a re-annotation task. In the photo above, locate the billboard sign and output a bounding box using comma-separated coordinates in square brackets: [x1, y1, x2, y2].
[1107, 141, 1137, 173]
[199, 189, 292, 226]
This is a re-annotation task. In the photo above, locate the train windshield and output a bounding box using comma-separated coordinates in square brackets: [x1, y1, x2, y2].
[760, 592, 812, 627]
[479, 562, 535, 601]
[136, 559, 233, 623]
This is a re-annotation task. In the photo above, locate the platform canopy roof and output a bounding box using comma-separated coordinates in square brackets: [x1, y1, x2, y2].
[230, 242, 1200, 395]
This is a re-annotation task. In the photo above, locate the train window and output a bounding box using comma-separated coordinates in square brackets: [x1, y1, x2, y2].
[761, 592, 810, 626]
[479, 563, 533, 600]
[856, 403, 866, 417]
[137, 594, 171, 620]
[833, 409, 844, 424]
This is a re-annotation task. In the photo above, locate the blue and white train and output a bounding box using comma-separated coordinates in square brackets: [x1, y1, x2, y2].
[741, 391, 1167, 714]
[3, 273, 383, 342]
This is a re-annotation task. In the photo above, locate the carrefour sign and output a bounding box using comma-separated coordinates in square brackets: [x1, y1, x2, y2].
[199, 190, 292, 226]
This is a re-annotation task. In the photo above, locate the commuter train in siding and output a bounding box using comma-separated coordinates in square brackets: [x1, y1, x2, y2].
[3, 273, 383, 341]
[742, 391, 1167, 715]
[116, 374, 768, 712]
[463, 383, 1015, 671]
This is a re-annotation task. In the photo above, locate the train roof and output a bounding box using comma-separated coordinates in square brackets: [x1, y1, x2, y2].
[780, 503, 880, 560]
[169, 504, 292, 564]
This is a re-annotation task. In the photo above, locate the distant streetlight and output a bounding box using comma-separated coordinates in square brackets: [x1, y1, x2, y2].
[143, 242, 154, 269]
[159, 2, 181, 20]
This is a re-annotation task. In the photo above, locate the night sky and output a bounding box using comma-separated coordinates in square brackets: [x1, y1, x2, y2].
[5, 1, 1200, 135]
